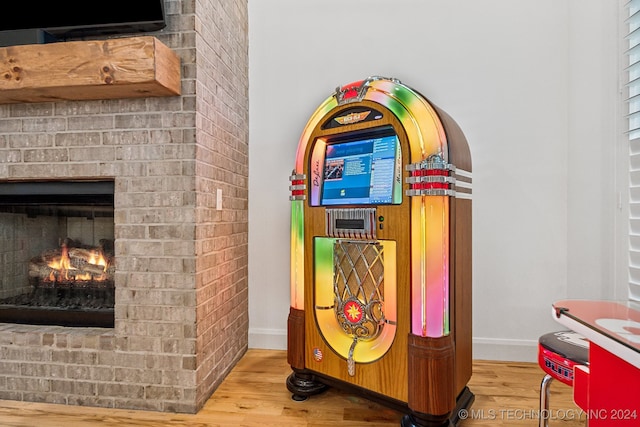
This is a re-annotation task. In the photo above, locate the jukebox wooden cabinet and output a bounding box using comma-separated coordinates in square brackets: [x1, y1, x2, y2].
[286, 76, 473, 427]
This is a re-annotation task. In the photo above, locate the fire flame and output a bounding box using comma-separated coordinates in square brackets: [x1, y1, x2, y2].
[46, 244, 109, 283]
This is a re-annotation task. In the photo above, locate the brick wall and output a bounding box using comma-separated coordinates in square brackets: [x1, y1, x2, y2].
[193, 0, 250, 410]
[0, 0, 249, 413]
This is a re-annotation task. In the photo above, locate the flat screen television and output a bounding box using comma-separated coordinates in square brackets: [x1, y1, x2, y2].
[320, 128, 402, 206]
[0, 0, 166, 47]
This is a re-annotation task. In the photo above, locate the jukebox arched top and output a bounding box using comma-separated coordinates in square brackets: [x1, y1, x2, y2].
[293, 76, 456, 173]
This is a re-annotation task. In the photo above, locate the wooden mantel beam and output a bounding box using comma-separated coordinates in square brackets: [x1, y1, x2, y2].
[0, 36, 181, 104]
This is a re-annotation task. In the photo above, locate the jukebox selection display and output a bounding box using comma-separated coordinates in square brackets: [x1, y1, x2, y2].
[286, 76, 474, 427]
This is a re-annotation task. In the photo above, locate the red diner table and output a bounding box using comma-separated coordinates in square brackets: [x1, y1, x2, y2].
[552, 299, 640, 426]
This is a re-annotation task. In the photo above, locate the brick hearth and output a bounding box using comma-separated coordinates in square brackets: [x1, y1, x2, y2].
[0, 0, 249, 414]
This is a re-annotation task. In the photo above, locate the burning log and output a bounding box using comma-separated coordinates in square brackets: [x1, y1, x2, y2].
[28, 238, 115, 288]
[28, 263, 56, 278]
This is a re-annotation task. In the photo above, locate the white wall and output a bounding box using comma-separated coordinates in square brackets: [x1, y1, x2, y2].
[247, 0, 621, 361]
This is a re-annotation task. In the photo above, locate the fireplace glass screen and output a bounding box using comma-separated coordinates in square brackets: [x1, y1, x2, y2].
[0, 181, 115, 327]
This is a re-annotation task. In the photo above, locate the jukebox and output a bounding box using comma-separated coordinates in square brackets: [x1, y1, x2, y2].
[286, 76, 473, 427]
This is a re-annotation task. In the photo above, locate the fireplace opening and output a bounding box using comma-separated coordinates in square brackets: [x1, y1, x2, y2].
[0, 181, 115, 328]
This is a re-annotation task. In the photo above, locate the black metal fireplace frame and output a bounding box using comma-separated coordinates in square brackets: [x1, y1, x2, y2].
[0, 180, 114, 205]
[0, 180, 115, 328]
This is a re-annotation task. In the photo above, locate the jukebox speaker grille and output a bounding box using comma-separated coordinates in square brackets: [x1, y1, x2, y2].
[334, 240, 385, 374]
[334, 241, 385, 338]
[313, 237, 397, 370]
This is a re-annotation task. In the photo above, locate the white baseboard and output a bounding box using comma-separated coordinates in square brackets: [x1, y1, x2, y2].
[248, 327, 287, 350]
[248, 329, 539, 363]
[473, 337, 538, 363]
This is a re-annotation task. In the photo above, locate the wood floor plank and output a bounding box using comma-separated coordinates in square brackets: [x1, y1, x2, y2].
[0, 349, 587, 426]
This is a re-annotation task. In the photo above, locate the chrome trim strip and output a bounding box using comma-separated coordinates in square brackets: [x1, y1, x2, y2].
[455, 168, 472, 179]
[405, 175, 456, 184]
[405, 189, 456, 197]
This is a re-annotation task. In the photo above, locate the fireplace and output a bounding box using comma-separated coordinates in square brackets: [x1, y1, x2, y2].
[0, 0, 249, 413]
[0, 180, 115, 328]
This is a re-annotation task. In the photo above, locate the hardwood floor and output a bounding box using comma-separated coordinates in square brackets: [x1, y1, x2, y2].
[0, 349, 585, 426]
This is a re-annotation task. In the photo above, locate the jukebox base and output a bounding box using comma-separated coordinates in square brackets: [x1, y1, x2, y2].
[286, 369, 328, 401]
[401, 387, 475, 427]
[286, 370, 474, 427]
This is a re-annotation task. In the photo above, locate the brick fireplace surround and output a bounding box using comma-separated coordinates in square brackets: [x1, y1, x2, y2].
[0, 0, 249, 414]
